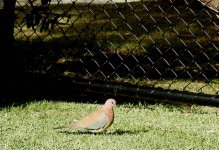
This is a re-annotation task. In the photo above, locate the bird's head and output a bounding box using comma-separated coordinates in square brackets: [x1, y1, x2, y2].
[104, 98, 116, 108]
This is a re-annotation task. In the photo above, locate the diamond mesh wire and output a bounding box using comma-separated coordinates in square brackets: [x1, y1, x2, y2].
[12, 0, 219, 101]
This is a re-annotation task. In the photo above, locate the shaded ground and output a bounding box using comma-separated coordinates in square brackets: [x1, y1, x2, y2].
[7, 0, 218, 105]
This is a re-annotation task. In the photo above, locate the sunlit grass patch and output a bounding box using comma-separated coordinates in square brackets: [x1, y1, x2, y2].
[1, 100, 219, 149]
[115, 77, 219, 95]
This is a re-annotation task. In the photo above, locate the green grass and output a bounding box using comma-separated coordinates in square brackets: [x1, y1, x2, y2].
[1, 100, 219, 149]
[115, 78, 219, 95]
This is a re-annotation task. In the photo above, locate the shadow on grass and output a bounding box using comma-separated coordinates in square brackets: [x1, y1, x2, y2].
[57, 128, 149, 135]
[0, 74, 216, 109]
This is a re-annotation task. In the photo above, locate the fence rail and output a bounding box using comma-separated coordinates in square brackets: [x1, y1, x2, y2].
[5, 0, 219, 104]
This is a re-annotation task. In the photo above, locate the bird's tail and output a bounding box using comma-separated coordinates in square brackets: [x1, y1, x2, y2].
[53, 125, 68, 129]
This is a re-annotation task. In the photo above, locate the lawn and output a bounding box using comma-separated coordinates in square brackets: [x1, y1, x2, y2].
[1, 100, 219, 149]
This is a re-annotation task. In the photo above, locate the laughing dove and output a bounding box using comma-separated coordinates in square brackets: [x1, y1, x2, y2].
[53, 98, 116, 133]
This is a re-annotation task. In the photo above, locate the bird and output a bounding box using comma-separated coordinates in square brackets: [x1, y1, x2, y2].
[53, 98, 116, 133]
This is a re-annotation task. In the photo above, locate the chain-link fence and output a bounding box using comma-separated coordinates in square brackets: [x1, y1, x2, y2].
[7, 0, 219, 104]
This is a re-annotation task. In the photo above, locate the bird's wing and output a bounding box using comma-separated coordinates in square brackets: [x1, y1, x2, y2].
[75, 110, 108, 130]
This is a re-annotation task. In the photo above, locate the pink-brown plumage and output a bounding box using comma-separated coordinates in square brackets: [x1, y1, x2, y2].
[53, 99, 116, 133]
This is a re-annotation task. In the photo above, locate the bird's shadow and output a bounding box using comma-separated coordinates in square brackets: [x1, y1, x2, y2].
[57, 128, 149, 135]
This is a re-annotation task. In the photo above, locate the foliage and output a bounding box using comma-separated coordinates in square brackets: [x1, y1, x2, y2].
[20, 0, 71, 32]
